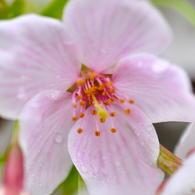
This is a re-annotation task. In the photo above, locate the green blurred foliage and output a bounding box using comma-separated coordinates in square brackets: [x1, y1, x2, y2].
[0, 0, 24, 19]
[152, 0, 195, 27]
[53, 166, 78, 195]
[41, 0, 69, 19]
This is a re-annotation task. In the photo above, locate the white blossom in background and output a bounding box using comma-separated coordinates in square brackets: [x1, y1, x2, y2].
[160, 0, 195, 80]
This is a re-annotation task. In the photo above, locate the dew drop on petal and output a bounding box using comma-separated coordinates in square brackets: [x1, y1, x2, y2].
[101, 48, 106, 54]
[138, 122, 142, 126]
[17, 88, 25, 99]
[55, 133, 63, 143]
[81, 166, 88, 174]
[114, 161, 121, 167]
[146, 125, 153, 131]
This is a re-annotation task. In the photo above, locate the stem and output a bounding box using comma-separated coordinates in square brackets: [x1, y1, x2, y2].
[78, 173, 88, 195]
[157, 144, 183, 176]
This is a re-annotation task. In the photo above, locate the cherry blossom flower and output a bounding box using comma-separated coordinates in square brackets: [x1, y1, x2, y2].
[0, 0, 195, 194]
[157, 123, 195, 195]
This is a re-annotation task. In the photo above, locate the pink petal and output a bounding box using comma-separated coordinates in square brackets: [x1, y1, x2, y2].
[19, 90, 75, 195]
[159, 152, 195, 195]
[0, 14, 82, 120]
[63, 0, 171, 74]
[175, 123, 195, 160]
[68, 107, 163, 195]
[112, 53, 195, 123]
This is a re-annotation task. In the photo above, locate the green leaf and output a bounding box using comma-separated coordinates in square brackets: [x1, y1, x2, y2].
[151, 0, 195, 27]
[41, 0, 69, 19]
[53, 166, 78, 195]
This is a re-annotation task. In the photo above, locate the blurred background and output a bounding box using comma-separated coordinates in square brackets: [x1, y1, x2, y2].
[0, 0, 195, 194]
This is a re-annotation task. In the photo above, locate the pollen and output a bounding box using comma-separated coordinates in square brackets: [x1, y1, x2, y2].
[109, 88, 115, 93]
[103, 101, 109, 106]
[107, 81, 113, 87]
[100, 118, 105, 123]
[77, 78, 85, 86]
[91, 110, 97, 115]
[77, 95, 83, 100]
[102, 91, 108, 96]
[72, 116, 77, 121]
[77, 128, 83, 134]
[95, 131, 100, 137]
[111, 128, 117, 133]
[119, 99, 124, 103]
[79, 113, 85, 118]
[110, 112, 115, 117]
[129, 99, 134, 104]
[89, 101, 94, 106]
[125, 109, 131, 114]
[80, 101, 86, 106]
[109, 97, 115, 103]
[90, 72, 96, 77]
[73, 103, 77, 108]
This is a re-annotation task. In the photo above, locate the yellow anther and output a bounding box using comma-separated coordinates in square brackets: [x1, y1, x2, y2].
[95, 131, 100, 137]
[111, 128, 117, 133]
[109, 97, 115, 103]
[89, 101, 94, 106]
[125, 109, 131, 114]
[73, 103, 77, 108]
[77, 78, 85, 86]
[102, 91, 108, 96]
[77, 128, 83, 134]
[72, 116, 77, 121]
[110, 112, 115, 117]
[92, 94, 108, 119]
[129, 99, 134, 104]
[80, 101, 86, 106]
[100, 118, 105, 123]
[109, 88, 115, 93]
[91, 110, 97, 115]
[77, 95, 83, 100]
[107, 81, 113, 87]
[98, 84, 105, 90]
[119, 99, 125, 103]
[79, 113, 85, 118]
[103, 101, 109, 106]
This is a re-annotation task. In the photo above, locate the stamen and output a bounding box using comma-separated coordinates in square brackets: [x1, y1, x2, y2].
[111, 128, 117, 133]
[91, 110, 97, 115]
[95, 131, 101, 137]
[129, 99, 134, 104]
[125, 109, 131, 114]
[119, 99, 124, 103]
[77, 95, 83, 99]
[77, 128, 83, 134]
[107, 81, 113, 87]
[103, 101, 109, 106]
[90, 72, 96, 77]
[110, 112, 115, 117]
[102, 91, 108, 96]
[92, 94, 108, 119]
[80, 101, 86, 106]
[72, 116, 77, 121]
[89, 101, 94, 106]
[77, 78, 85, 86]
[73, 103, 77, 108]
[100, 118, 105, 123]
[109, 88, 115, 93]
[80, 113, 85, 118]
[109, 97, 115, 103]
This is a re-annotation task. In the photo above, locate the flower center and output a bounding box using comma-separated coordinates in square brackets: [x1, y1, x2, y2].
[71, 71, 134, 137]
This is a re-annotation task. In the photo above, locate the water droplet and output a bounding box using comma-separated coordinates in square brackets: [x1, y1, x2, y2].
[139, 122, 142, 126]
[56, 75, 61, 79]
[37, 149, 40, 153]
[101, 48, 106, 53]
[153, 113, 157, 118]
[20, 75, 27, 80]
[17, 88, 25, 99]
[39, 183, 42, 187]
[115, 161, 121, 167]
[50, 92, 56, 99]
[55, 133, 63, 143]
[32, 174, 35, 177]
[146, 125, 153, 131]
[81, 166, 88, 173]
